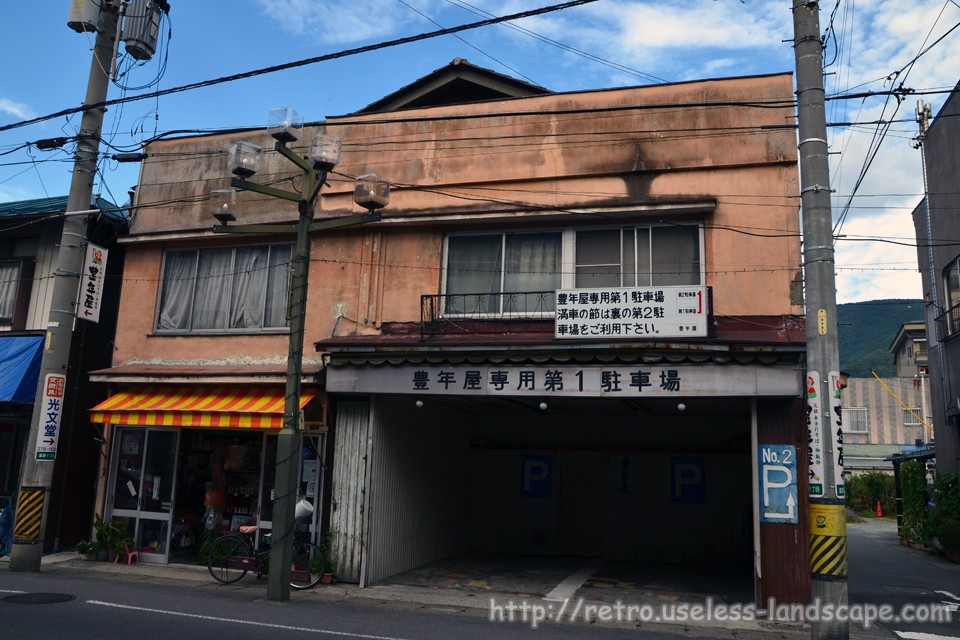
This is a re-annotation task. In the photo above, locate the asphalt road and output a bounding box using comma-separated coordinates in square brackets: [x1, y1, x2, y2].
[0, 568, 779, 640]
[848, 518, 960, 638]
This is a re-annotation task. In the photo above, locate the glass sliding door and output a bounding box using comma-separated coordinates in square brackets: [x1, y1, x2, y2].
[109, 427, 180, 563]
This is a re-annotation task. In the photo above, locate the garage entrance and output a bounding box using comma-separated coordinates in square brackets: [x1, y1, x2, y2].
[330, 394, 754, 592]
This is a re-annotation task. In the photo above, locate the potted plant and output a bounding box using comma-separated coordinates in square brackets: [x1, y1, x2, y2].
[75, 540, 97, 560]
[92, 514, 126, 561]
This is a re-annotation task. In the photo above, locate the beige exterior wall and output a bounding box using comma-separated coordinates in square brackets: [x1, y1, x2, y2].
[113, 73, 799, 367]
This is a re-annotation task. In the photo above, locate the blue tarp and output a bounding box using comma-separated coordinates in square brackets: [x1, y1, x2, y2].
[0, 336, 43, 403]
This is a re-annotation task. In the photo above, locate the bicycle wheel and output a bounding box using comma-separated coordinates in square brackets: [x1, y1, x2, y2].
[207, 534, 254, 585]
[289, 541, 325, 590]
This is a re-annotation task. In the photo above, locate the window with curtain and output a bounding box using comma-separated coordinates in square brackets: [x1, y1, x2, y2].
[0, 262, 20, 322]
[156, 244, 292, 332]
[842, 407, 868, 433]
[444, 232, 561, 315]
[443, 223, 702, 316]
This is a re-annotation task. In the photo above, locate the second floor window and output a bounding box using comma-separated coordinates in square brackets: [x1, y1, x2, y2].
[0, 262, 20, 322]
[842, 407, 868, 433]
[443, 223, 703, 316]
[156, 244, 292, 333]
[902, 407, 922, 427]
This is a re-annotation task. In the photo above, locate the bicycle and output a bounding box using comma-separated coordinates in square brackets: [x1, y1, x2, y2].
[207, 525, 325, 589]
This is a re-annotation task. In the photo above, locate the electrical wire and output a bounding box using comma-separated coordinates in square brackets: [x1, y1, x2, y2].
[0, 0, 604, 135]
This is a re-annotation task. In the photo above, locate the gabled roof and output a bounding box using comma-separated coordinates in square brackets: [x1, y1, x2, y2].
[353, 57, 551, 114]
[889, 320, 927, 354]
[0, 195, 122, 221]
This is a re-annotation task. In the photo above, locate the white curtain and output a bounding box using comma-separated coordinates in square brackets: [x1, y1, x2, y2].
[156, 251, 198, 330]
[0, 263, 19, 320]
[264, 245, 291, 328]
[193, 248, 233, 329]
[504, 233, 561, 312]
[230, 247, 267, 328]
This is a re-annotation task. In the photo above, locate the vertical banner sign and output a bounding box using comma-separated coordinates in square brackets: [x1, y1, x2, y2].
[806, 372, 825, 497]
[77, 242, 108, 323]
[35, 373, 66, 461]
[830, 372, 845, 498]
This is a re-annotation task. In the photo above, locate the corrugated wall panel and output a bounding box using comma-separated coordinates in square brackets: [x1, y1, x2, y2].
[330, 400, 370, 583]
[363, 397, 469, 585]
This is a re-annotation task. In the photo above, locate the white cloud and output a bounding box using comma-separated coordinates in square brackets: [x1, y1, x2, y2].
[0, 97, 31, 119]
[253, 0, 445, 45]
[834, 206, 924, 303]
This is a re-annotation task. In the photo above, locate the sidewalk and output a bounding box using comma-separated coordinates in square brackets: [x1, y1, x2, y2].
[2, 551, 886, 639]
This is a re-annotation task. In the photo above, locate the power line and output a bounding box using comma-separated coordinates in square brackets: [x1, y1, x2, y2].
[0, 0, 602, 135]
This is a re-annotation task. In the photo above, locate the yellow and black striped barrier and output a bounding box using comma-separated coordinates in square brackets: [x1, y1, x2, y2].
[810, 503, 847, 578]
[13, 487, 45, 545]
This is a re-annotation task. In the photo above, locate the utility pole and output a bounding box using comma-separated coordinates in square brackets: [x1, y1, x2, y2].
[792, 2, 848, 639]
[9, 1, 120, 571]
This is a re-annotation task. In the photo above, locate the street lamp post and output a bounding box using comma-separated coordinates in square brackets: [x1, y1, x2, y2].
[212, 108, 388, 602]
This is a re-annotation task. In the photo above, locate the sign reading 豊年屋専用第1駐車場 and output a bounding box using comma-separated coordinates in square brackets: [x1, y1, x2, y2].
[35, 373, 66, 461]
[555, 286, 708, 339]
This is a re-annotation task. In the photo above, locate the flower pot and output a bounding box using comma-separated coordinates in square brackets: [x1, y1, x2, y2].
[96, 549, 108, 562]
[80, 552, 97, 561]
[320, 572, 334, 585]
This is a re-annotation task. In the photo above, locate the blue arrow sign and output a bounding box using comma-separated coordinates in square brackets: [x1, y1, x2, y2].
[758, 444, 798, 524]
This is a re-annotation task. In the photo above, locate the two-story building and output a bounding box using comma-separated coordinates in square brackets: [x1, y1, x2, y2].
[90, 61, 809, 602]
[0, 195, 125, 550]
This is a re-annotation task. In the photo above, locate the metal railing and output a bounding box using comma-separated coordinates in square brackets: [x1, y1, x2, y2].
[935, 300, 960, 341]
[420, 291, 555, 335]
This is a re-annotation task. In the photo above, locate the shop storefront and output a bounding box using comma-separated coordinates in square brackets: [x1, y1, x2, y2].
[89, 386, 325, 564]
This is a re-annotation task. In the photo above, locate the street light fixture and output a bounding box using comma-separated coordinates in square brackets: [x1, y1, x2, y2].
[211, 108, 387, 602]
[228, 141, 262, 178]
[209, 188, 237, 225]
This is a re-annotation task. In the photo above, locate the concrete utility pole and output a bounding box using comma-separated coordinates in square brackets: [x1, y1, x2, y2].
[10, 1, 120, 571]
[792, 2, 848, 639]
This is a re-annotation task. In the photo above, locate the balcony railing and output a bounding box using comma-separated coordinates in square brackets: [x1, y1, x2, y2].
[935, 300, 960, 341]
[420, 291, 555, 337]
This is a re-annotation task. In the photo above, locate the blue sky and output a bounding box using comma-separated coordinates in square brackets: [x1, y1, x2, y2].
[3, 0, 960, 303]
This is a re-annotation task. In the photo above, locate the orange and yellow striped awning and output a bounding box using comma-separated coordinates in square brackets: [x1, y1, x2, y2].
[89, 387, 317, 429]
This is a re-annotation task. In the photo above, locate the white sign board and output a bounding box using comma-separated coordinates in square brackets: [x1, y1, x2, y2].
[35, 373, 66, 461]
[326, 363, 801, 398]
[829, 371, 845, 498]
[555, 286, 708, 339]
[77, 242, 108, 323]
[807, 371, 825, 497]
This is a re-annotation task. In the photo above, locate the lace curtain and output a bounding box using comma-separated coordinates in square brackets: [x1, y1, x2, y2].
[157, 245, 291, 331]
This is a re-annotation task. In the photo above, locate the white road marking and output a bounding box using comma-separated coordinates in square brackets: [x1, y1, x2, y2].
[895, 632, 960, 640]
[0, 589, 27, 594]
[543, 558, 605, 602]
[86, 600, 413, 640]
[936, 590, 960, 602]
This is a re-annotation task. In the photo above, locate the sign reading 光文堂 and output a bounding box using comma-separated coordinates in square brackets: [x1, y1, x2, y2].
[555, 286, 708, 339]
